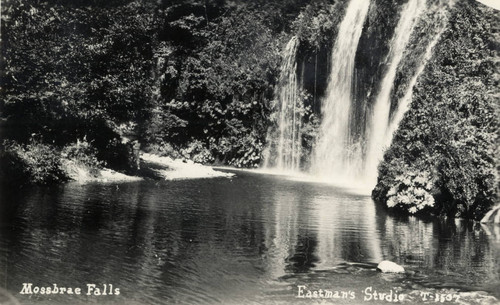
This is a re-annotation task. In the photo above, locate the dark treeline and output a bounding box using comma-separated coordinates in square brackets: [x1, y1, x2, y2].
[0, 0, 498, 219]
[0, 0, 317, 183]
[1, 0, 351, 182]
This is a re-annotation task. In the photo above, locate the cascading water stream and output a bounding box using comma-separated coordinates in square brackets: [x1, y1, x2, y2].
[385, 7, 450, 147]
[311, 0, 370, 183]
[263, 0, 449, 193]
[364, 0, 427, 185]
[264, 36, 302, 172]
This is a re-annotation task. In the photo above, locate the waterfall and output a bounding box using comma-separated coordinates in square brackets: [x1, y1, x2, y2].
[264, 36, 302, 172]
[264, 0, 448, 191]
[386, 8, 450, 147]
[364, 0, 427, 185]
[311, 0, 370, 183]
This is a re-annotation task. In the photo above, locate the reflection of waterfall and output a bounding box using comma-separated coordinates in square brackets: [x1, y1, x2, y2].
[315, 195, 383, 268]
[264, 36, 302, 172]
[312, 0, 370, 183]
[265, 191, 299, 278]
[365, 0, 426, 185]
[262, 185, 384, 274]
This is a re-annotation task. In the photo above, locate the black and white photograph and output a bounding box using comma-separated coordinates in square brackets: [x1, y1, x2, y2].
[0, 0, 499, 304]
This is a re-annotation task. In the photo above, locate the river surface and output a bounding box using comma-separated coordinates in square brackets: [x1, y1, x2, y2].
[0, 170, 499, 305]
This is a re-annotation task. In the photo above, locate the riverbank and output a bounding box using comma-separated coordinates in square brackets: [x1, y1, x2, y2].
[140, 153, 235, 180]
[64, 152, 234, 184]
[63, 158, 142, 183]
[0, 139, 234, 187]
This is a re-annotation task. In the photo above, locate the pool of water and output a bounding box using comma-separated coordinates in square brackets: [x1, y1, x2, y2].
[0, 170, 499, 304]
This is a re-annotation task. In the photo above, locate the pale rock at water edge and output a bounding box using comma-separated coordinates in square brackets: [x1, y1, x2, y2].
[377, 261, 405, 273]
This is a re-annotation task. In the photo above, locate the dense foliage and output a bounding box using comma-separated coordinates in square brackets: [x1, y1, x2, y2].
[1, 140, 68, 185]
[0, 0, 315, 185]
[1, 0, 155, 180]
[152, 3, 282, 166]
[373, 0, 499, 220]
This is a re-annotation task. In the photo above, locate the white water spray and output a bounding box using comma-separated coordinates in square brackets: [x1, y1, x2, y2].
[312, 0, 370, 184]
[264, 36, 302, 172]
[364, 0, 427, 186]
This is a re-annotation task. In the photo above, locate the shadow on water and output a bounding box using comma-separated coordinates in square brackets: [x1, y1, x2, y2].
[0, 171, 499, 304]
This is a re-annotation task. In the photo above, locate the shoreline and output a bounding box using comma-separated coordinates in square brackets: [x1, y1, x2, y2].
[140, 153, 235, 180]
[65, 153, 234, 184]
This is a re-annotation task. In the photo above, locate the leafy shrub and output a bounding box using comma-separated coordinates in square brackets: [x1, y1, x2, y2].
[292, 2, 342, 51]
[61, 139, 103, 177]
[386, 170, 435, 214]
[1, 140, 67, 185]
[181, 140, 214, 164]
[144, 142, 183, 159]
[213, 129, 265, 168]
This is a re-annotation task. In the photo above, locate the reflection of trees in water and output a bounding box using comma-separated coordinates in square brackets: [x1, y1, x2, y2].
[286, 234, 319, 273]
[6, 180, 272, 303]
[376, 211, 499, 286]
[271, 188, 320, 274]
[481, 224, 500, 295]
[432, 220, 499, 285]
[148, 179, 271, 303]
[377, 214, 435, 265]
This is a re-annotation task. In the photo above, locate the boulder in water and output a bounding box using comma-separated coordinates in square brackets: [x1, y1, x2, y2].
[377, 261, 405, 273]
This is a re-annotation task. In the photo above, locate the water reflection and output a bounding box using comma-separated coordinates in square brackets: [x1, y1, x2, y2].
[312, 192, 383, 268]
[264, 190, 299, 278]
[0, 172, 498, 304]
